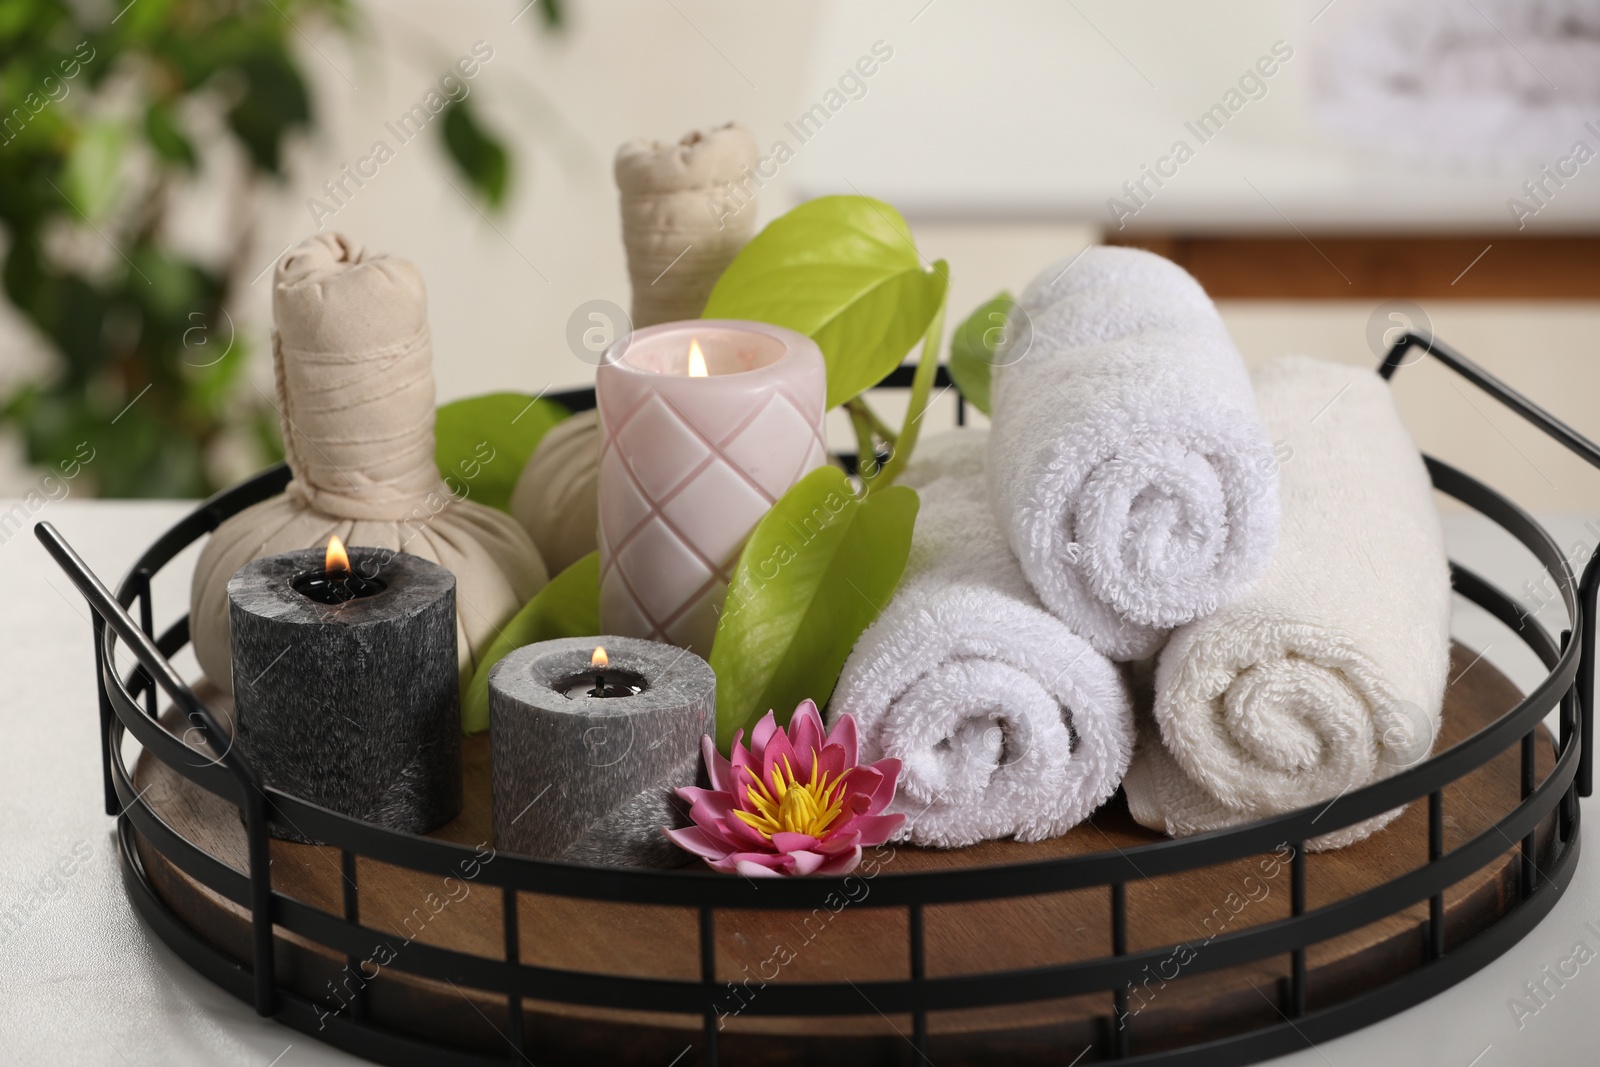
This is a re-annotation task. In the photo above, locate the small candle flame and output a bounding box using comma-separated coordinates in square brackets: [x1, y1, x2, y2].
[687, 337, 708, 378]
[325, 535, 351, 575]
[592, 646, 609, 669]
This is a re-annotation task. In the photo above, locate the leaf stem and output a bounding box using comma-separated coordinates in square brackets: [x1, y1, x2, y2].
[875, 267, 948, 488]
[847, 397, 899, 446]
[846, 400, 877, 476]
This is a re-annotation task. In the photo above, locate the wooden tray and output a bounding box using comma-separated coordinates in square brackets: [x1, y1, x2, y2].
[133, 643, 1555, 1064]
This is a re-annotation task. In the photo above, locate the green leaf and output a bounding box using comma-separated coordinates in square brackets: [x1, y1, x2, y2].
[225, 47, 312, 174]
[535, 0, 564, 29]
[145, 102, 197, 170]
[946, 292, 1014, 417]
[702, 195, 948, 409]
[461, 552, 599, 734]
[442, 100, 510, 208]
[875, 277, 947, 488]
[434, 392, 568, 512]
[710, 466, 919, 750]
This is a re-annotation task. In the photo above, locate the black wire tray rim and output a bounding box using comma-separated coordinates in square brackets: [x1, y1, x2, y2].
[99, 556, 1567, 911]
[109, 730, 1577, 1011]
[80, 424, 1580, 908]
[110, 791, 1579, 1064]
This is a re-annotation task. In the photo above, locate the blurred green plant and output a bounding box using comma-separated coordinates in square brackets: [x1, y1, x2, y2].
[0, 0, 554, 498]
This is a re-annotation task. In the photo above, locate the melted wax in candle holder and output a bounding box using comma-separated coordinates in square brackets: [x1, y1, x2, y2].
[557, 669, 649, 700]
[291, 569, 387, 605]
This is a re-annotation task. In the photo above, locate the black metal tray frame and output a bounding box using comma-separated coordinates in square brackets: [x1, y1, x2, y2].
[33, 332, 1600, 1065]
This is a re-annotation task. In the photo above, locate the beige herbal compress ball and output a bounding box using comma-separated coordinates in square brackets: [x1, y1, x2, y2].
[189, 233, 548, 699]
[510, 122, 761, 568]
[509, 410, 600, 576]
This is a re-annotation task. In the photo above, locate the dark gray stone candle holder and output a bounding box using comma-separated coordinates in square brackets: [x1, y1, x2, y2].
[227, 546, 462, 842]
[489, 635, 714, 867]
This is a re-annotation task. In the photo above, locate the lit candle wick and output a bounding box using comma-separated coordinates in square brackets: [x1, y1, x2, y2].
[687, 338, 708, 377]
[292, 535, 386, 604]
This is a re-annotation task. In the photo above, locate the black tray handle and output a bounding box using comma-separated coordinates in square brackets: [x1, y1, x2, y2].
[1380, 329, 1600, 796]
[34, 521, 280, 1016]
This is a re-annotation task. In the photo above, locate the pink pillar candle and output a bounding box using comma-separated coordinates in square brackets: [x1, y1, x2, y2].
[596, 319, 827, 652]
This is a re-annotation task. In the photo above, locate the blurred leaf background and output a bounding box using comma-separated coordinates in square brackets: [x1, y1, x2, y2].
[0, 0, 560, 498]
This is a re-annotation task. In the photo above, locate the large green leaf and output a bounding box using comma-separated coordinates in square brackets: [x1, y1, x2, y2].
[702, 196, 948, 409]
[434, 392, 568, 512]
[946, 292, 1014, 417]
[462, 552, 600, 734]
[710, 466, 919, 750]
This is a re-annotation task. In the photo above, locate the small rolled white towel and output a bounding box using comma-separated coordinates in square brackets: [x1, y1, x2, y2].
[1122, 356, 1452, 850]
[829, 431, 1134, 848]
[987, 246, 1280, 660]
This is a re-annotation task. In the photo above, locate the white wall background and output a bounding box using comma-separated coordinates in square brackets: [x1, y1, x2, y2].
[2, 0, 1597, 510]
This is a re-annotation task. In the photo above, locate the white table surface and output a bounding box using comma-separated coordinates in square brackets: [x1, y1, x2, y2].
[3, 499, 1598, 1066]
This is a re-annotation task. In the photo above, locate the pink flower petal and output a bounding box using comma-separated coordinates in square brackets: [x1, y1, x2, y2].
[733, 856, 791, 878]
[728, 732, 755, 781]
[864, 758, 902, 809]
[815, 830, 861, 855]
[816, 743, 849, 784]
[759, 728, 800, 788]
[850, 813, 906, 847]
[701, 735, 733, 793]
[813, 845, 863, 876]
[787, 850, 828, 876]
[665, 825, 733, 862]
[825, 712, 859, 766]
[723, 814, 775, 852]
[770, 831, 821, 854]
[836, 771, 883, 820]
[787, 700, 825, 765]
[726, 764, 761, 809]
[749, 711, 781, 761]
[685, 790, 740, 827]
[678, 784, 728, 809]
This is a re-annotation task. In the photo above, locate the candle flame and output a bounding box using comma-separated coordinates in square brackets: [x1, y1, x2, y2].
[592, 646, 609, 669]
[325, 535, 351, 575]
[687, 337, 708, 378]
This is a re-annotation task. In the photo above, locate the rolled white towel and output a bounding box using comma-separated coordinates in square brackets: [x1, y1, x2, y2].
[1122, 355, 1452, 850]
[829, 431, 1134, 848]
[987, 246, 1280, 660]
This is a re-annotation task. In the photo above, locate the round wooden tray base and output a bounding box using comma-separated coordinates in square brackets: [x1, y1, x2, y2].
[134, 644, 1556, 1064]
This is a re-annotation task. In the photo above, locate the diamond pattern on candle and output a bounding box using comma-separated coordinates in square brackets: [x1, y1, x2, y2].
[719, 391, 829, 500]
[612, 394, 713, 500]
[660, 460, 772, 557]
[599, 448, 653, 541]
[612, 516, 717, 625]
[663, 580, 727, 649]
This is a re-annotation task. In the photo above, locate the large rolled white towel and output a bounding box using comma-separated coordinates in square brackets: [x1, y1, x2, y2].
[829, 431, 1134, 848]
[1122, 355, 1452, 850]
[987, 246, 1280, 660]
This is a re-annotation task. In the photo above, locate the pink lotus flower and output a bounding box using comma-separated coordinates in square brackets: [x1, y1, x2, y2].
[666, 700, 904, 877]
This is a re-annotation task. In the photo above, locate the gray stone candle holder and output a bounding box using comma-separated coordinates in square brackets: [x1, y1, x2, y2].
[227, 546, 462, 842]
[489, 635, 714, 867]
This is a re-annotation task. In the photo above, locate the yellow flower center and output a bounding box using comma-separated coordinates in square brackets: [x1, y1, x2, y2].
[734, 753, 847, 840]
